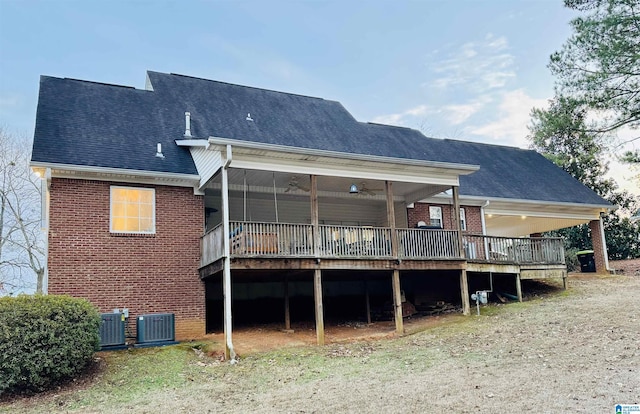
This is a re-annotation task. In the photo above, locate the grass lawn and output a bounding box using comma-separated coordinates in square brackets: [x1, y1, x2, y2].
[2, 275, 638, 413]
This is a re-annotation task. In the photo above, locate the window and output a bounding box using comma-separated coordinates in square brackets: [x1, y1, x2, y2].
[460, 208, 467, 231]
[110, 186, 155, 234]
[429, 206, 442, 228]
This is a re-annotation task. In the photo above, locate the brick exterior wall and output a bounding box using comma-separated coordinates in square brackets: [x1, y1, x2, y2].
[589, 219, 608, 273]
[407, 202, 483, 233]
[47, 178, 205, 341]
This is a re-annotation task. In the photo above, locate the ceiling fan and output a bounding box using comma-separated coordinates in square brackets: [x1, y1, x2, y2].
[285, 176, 310, 192]
[356, 182, 383, 196]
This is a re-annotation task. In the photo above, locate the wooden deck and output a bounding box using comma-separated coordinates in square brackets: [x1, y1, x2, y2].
[200, 221, 566, 277]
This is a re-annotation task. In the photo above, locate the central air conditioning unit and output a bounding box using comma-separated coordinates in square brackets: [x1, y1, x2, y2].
[99, 312, 127, 350]
[134, 313, 178, 348]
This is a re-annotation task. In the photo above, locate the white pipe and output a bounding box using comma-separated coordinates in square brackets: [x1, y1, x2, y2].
[184, 112, 192, 137]
[243, 170, 247, 222]
[42, 168, 51, 294]
[480, 200, 490, 234]
[221, 145, 236, 362]
[480, 200, 490, 259]
[273, 172, 279, 222]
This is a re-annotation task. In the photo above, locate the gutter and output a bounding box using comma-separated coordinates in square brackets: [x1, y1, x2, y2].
[208, 136, 480, 174]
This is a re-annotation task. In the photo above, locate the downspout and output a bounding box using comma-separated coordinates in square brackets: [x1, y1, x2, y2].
[221, 145, 237, 362]
[42, 168, 51, 294]
[480, 200, 490, 260]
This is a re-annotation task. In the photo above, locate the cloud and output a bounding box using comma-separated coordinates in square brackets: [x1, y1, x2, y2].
[373, 97, 492, 128]
[371, 104, 433, 126]
[467, 89, 548, 148]
[442, 97, 491, 125]
[0, 95, 22, 110]
[427, 33, 515, 93]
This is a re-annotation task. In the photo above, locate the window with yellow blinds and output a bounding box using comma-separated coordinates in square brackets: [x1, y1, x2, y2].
[110, 186, 155, 234]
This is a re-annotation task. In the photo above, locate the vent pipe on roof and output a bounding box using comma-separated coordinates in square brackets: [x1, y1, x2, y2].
[184, 112, 192, 137]
[155, 143, 165, 159]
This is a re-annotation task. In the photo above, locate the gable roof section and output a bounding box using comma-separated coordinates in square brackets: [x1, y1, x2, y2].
[32, 71, 610, 207]
[32, 76, 197, 175]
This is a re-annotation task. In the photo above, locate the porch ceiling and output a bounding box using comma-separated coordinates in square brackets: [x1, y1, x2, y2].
[485, 215, 593, 237]
[209, 168, 450, 203]
[482, 198, 607, 237]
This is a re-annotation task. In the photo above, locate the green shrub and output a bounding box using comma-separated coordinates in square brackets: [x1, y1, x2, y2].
[565, 248, 581, 272]
[0, 294, 101, 395]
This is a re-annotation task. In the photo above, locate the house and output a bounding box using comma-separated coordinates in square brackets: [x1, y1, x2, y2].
[30, 71, 611, 357]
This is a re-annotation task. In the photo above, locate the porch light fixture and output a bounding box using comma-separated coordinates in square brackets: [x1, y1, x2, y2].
[349, 184, 359, 194]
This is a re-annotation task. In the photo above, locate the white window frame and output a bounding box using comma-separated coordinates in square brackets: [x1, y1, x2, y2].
[460, 208, 467, 231]
[110, 186, 156, 234]
[429, 206, 442, 228]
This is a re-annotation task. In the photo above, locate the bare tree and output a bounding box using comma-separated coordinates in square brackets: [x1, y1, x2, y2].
[0, 127, 44, 294]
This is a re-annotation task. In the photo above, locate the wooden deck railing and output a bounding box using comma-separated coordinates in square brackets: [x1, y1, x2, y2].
[318, 225, 393, 258]
[229, 221, 314, 256]
[200, 222, 566, 267]
[462, 234, 565, 264]
[397, 228, 461, 259]
[201, 224, 224, 267]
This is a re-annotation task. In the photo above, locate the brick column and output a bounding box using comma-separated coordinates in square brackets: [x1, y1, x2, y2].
[589, 218, 609, 274]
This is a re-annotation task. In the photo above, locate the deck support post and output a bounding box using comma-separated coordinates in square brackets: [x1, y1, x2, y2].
[392, 270, 404, 335]
[453, 186, 471, 316]
[314, 269, 325, 345]
[451, 186, 464, 259]
[310, 175, 319, 257]
[284, 276, 291, 330]
[221, 147, 236, 361]
[515, 273, 523, 302]
[385, 181, 399, 258]
[365, 280, 371, 324]
[460, 269, 471, 316]
[562, 272, 567, 290]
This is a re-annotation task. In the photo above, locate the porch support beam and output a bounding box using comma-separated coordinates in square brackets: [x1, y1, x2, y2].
[392, 269, 404, 335]
[365, 280, 371, 325]
[460, 269, 471, 316]
[310, 175, 319, 256]
[385, 181, 398, 258]
[453, 185, 471, 316]
[515, 273, 523, 302]
[589, 215, 610, 273]
[451, 186, 464, 258]
[314, 269, 325, 345]
[310, 175, 324, 345]
[284, 276, 291, 331]
[221, 152, 236, 361]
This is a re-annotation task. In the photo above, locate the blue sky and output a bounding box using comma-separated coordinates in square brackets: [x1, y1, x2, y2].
[0, 0, 635, 191]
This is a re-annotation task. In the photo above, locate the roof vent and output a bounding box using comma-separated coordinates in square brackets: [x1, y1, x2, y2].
[155, 143, 165, 159]
[184, 112, 192, 137]
[246, 113, 254, 121]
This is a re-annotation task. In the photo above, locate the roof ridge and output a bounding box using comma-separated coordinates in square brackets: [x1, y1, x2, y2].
[62, 77, 136, 90]
[443, 138, 531, 151]
[366, 122, 415, 131]
[149, 71, 326, 101]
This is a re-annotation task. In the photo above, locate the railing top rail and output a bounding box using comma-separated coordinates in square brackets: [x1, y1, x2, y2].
[400, 228, 459, 233]
[202, 223, 223, 238]
[229, 220, 313, 226]
[464, 234, 564, 241]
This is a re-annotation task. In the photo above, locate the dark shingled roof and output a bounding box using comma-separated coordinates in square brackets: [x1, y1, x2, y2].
[32, 71, 610, 206]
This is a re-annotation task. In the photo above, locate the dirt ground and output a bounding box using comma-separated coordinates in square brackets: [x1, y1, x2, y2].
[610, 258, 640, 276]
[213, 258, 640, 357]
[205, 270, 640, 413]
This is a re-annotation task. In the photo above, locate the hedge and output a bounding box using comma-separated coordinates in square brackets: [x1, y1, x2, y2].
[0, 294, 101, 395]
